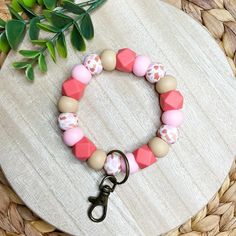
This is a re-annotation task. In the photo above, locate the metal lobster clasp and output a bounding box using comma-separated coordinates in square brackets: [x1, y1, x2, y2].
[88, 175, 117, 223]
[87, 150, 130, 223]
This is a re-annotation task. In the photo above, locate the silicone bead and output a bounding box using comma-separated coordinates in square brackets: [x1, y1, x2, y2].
[133, 55, 151, 77]
[72, 64, 92, 84]
[87, 149, 107, 171]
[58, 113, 79, 131]
[121, 153, 140, 174]
[145, 63, 166, 83]
[160, 90, 184, 111]
[62, 77, 86, 100]
[158, 125, 179, 144]
[133, 145, 156, 169]
[104, 152, 122, 175]
[148, 137, 169, 158]
[58, 96, 78, 113]
[63, 127, 84, 147]
[162, 110, 184, 127]
[73, 137, 96, 161]
[155, 75, 177, 94]
[83, 54, 103, 75]
[116, 48, 136, 72]
[100, 49, 116, 71]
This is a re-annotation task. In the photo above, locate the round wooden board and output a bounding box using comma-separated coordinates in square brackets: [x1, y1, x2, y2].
[1, 0, 236, 235]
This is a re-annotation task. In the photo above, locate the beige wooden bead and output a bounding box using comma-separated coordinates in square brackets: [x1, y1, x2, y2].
[87, 149, 107, 171]
[148, 137, 169, 158]
[58, 96, 78, 113]
[155, 75, 177, 94]
[100, 49, 116, 71]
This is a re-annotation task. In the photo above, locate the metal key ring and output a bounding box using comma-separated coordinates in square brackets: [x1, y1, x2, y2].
[107, 150, 130, 185]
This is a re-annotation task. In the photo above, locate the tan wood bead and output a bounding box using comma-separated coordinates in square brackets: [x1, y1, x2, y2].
[100, 49, 117, 71]
[155, 75, 177, 94]
[58, 96, 79, 113]
[87, 149, 107, 171]
[148, 137, 169, 158]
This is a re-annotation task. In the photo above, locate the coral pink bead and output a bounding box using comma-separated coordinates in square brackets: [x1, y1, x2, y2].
[83, 54, 103, 75]
[72, 64, 92, 84]
[162, 110, 184, 127]
[121, 153, 140, 174]
[62, 77, 86, 100]
[133, 145, 156, 169]
[63, 127, 84, 147]
[133, 55, 151, 77]
[116, 48, 136, 72]
[160, 90, 184, 111]
[58, 113, 79, 131]
[73, 137, 96, 161]
[158, 125, 179, 144]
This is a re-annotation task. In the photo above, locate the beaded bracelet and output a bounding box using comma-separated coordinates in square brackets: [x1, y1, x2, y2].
[57, 48, 184, 222]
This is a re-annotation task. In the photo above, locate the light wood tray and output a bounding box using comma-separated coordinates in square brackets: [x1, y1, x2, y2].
[0, 0, 236, 235]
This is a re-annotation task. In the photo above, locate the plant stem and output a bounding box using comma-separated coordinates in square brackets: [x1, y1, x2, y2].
[27, 0, 106, 67]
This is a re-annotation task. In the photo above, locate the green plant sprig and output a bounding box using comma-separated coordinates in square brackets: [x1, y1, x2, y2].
[0, 0, 106, 81]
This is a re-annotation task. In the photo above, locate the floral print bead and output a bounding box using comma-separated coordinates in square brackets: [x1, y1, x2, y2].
[145, 63, 166, 83]
[58, 113, 79, 131]
[157, 125, 179, 144]
[83, 54, 103, 75]
[104, 153, 121, 175]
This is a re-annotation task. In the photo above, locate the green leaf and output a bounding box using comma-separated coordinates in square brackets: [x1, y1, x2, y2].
[17, 1, 37, 19]
[31, 39, 47, 46]
[46, 41, 56, 62]
[80, 13, 94, 40]
[37, 0, 44, 5]
[70, 23, 86, 51]
[42, 10, 52, 23]
[5, 19, 26, 50]
[7, 5, 23, 21]
[51, 12, 73, 28]
[56, 33, 67, 58]
[0, 18, 6, 28]
[62, 0, 85, 14]
[25, 65, 34, 81]
[29, 17, 40, 40]
[43, 0, 56, 9]
[37, 23, 59, 33]
[38, 53, 47, 72]
[12, 61, 29, 69]
[0, 32, 10, 53]
[19, 50, 40, 58]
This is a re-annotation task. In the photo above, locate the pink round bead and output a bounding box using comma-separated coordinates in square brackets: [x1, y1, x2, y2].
[104, 153, 121, 175]
[58, 113, 79, 131]
[63, 127, 84, 147]
[121, 153, 140, 174]
[83, 54, 103, 75]
[72, 64, 92, 84]
[161, 110, 184, 127]
[133, 55, 151, 77]
[158, 125, 179, 144]
[145, 63, 166, 83]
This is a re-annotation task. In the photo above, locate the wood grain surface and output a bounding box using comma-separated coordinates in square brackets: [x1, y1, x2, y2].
[0, 0, 236, 235]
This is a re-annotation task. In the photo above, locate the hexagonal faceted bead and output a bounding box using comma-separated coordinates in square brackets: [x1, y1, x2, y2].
[160, 90, 184, 111]
[133, 145, 156, 169]
[72, 137, 96, 161]
[116, 48, 136, 72]
[62, 77, 86, 100]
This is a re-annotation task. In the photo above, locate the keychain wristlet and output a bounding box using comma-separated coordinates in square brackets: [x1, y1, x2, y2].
[57, 48, 184, 222]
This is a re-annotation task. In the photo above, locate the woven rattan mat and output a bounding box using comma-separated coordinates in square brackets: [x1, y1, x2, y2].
[1, 0, 236, 235]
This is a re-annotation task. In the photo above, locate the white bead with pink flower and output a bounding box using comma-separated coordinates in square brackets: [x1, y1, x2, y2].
[145, 62, 166, 83]
[83, 54, 103, 75]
